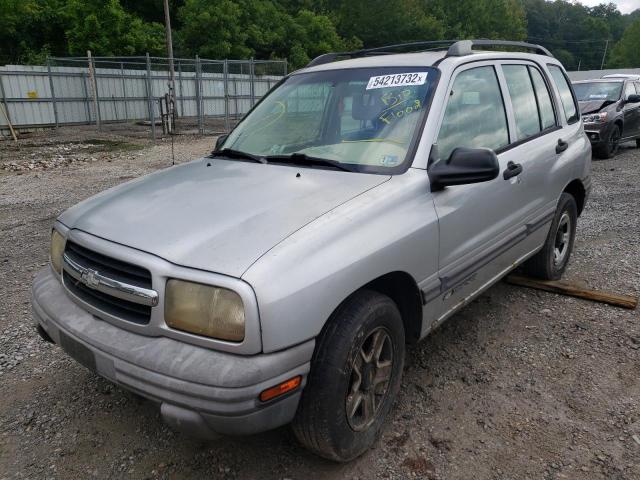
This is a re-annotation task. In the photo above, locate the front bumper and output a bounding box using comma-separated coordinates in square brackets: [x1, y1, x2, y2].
[31, 267, 314, 437]
[583, 122, 610, 145]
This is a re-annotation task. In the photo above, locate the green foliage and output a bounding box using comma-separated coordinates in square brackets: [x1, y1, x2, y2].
[1, 0, 639, 69]
[63, 0, 165, 56]
[177, 0, 347, 68]
[522, 0, 640, 70]
[609, 18, 640, 67]
[335, 0, 444, 47]
[429, 0, 527, 40]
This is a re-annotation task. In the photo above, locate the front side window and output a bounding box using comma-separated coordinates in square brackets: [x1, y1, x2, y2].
[221, 67, 438, 173]
[548, 65, 579, 124]
[436, 66, 509, 160]
[624, 82, 636, 100]
[573, 81, 623, 102]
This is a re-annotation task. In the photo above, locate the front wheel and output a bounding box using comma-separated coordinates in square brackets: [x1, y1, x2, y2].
[523, 193, 577, 280]
[594, 124, 621, 159]
[292, 290, 405, 462]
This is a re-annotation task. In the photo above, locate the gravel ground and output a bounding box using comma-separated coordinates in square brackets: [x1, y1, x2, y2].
[0, 127, 638, 479]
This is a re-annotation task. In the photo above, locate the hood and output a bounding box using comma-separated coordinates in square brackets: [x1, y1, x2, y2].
[59, 158, 389, 278]
[578, 99, 614, 115]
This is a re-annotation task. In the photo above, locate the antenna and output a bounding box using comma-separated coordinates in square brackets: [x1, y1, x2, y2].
[169, 83, 175, 166]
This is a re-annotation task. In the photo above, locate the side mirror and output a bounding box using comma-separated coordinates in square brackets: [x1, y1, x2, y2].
[626, 94, 640, 103]
[428, 147, 500, 191]
[214, 134, 228, 151]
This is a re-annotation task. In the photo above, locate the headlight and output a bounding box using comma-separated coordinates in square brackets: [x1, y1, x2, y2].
[50, 229, 65, 274]
[165, 279, 245, 342]
[582, 112, 607, 123]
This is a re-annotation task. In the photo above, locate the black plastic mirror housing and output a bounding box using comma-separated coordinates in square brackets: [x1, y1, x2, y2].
[215, 134, 229, 151]
[428, 147, 500, 191]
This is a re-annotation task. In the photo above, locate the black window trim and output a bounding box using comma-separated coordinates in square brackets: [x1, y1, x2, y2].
[547, 63, 580, 125]
[434, 63, 511, 162]
[495, 62, 561, 153]
[435, 58, 564, 159]
[527, 65, 559, 131]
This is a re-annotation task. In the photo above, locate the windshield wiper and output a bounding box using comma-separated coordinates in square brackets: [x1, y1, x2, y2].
[210, 148, 267, 164]
[265, 153, 354, 172]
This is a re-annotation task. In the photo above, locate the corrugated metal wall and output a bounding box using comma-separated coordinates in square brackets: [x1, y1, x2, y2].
[0, 57, 285, 137]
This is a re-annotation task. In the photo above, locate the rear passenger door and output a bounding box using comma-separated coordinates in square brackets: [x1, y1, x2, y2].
[498, 62, 565, 230]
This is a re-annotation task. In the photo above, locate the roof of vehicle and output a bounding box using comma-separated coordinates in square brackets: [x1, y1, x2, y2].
[601, 74, 640, 80]
[572, 78, 625, 84]
[296, 39, 558, 75]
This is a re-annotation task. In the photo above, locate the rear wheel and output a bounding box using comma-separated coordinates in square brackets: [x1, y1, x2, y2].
[594, 124, 621, 159]
[292, 290, 405, 462]
[523, 193, 577, 280]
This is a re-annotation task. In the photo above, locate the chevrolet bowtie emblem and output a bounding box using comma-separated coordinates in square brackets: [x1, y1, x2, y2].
[80, 268, 100, 289]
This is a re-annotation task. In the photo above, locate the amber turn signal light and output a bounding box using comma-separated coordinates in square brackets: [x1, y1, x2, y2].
[259, 376, 302, 402]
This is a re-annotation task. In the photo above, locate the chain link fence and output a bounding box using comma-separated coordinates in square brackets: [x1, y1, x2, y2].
[0, 55, 287, 140]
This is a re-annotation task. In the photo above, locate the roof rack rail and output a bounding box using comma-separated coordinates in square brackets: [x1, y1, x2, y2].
[306, 40, 458, 68]
[305, 39, 553, 68]
[446, 39, 553, 57]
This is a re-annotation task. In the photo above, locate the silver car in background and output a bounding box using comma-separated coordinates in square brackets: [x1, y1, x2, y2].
[32, 40, 591, 461]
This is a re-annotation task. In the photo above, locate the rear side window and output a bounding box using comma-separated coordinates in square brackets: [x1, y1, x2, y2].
[548, 65, 579, 124]
[529, 67, 556, 129]
[436, 66, 509, 160]
[502, 65, 541, 139]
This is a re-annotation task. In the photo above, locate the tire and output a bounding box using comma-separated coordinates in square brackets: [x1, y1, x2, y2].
[636, 138, 640, 149]
[292, 290, 405, 462]
[523, 193, 577, 280]
[594, 124, 621, 159]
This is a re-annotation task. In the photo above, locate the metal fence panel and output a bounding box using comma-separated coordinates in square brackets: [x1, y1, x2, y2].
[0, 55, 286, 139]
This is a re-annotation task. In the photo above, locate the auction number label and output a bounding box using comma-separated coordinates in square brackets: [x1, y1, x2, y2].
[366, 72, 428, 90]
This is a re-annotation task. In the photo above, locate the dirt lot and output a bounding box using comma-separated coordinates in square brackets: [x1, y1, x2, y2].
[0, 126, 638, 479]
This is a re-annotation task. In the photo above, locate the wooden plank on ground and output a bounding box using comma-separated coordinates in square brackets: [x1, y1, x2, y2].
[505, 275, 638, 310]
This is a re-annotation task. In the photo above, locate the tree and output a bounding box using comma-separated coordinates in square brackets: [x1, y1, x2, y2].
[63, 0, 165, 56]
[336, 0, 444, 47]
[430, 0, 527, 40]
[609, 18, 640, 67]
[177, 0, 346, 68]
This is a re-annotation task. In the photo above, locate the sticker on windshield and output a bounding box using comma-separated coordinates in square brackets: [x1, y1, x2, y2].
[366, 72, 428, 90]
[589, 94, 607, 99]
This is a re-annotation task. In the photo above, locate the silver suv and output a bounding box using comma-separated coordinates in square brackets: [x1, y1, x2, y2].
[32, 40, 591, 461]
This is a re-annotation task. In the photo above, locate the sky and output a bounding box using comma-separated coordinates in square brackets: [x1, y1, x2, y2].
[578, 0, 640, 13]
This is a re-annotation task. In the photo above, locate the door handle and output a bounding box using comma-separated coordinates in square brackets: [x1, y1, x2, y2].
[503, 161, 522, 180]
[556, 139, 569, 153]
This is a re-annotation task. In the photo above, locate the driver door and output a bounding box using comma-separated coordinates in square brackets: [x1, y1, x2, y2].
[429, 63, 530, 325]
[623, 82, 640, 139]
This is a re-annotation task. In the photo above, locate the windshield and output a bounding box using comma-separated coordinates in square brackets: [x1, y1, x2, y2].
[220, 67, 438, 173]
[573, 81, 622, 102]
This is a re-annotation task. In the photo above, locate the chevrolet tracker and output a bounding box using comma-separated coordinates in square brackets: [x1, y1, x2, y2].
[32, 40, 591, 461]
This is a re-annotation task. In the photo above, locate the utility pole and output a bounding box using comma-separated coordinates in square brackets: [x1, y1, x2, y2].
[600, 39, 609, 70]
[163, 0, 176, 130]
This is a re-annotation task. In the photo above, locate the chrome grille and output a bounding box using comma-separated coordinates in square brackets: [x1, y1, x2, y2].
[62, 241, 155, 325]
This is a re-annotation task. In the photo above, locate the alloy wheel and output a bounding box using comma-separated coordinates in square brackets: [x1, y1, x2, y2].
[553, 212, 571, 267]
[346, 327, 394, 431]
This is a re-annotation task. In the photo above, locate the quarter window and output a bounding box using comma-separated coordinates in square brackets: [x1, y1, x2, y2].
[436, 66, 509, 160]
[548, 65, 579, 124]
[503, 65, 542, 139]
